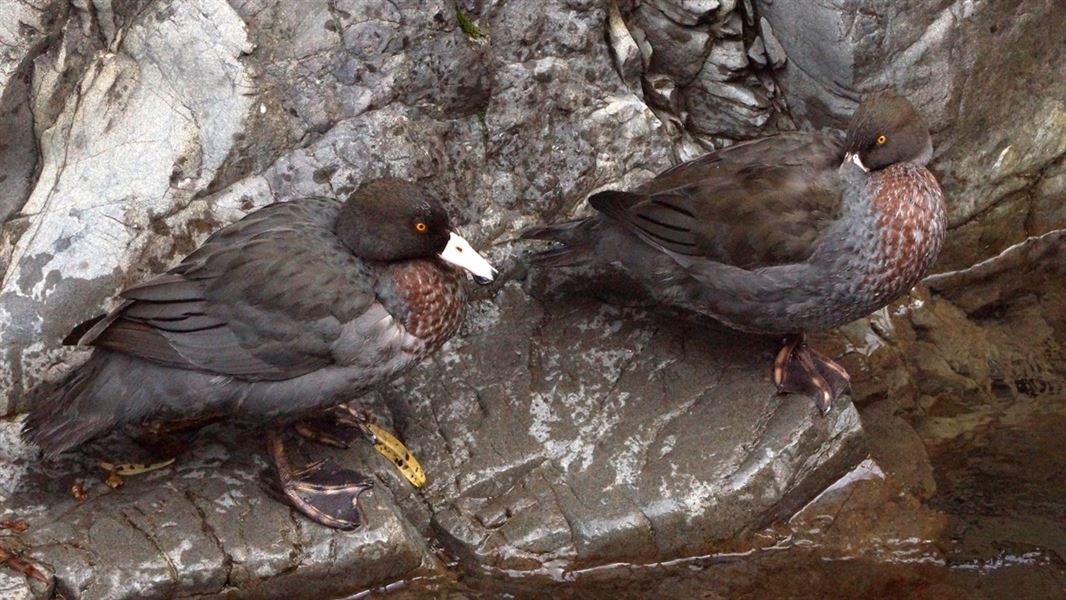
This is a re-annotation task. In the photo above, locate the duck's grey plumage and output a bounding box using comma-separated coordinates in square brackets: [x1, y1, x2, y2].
[24, 196, 458, 457]
[523, 95, 945, 336]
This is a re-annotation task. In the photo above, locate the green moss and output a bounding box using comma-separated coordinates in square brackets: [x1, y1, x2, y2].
[456, 7, 485, 42]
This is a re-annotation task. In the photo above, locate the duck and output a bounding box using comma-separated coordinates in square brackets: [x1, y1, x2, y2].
[22, 178, 496, 529]
[521, 91, 945, 413]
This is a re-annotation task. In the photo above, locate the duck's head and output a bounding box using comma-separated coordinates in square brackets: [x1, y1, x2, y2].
[337, 178, 496, 284]
[843, 91, 933, 172]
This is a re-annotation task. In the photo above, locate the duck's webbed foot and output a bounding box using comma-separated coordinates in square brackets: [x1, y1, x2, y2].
[772, 334, 851, 415]
[294, 405, 426, 489]
[268, 428, 372, 530]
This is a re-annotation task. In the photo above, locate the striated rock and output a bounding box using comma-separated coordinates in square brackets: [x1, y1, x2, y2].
[647, 0, 722, 26]
[747, 35, 768, 67]
[705, 37, 749, 76]
[0, 0, 254, 413]
[643, 72, 680, 113]
[758, 17, 786, 69]
[686, 74, 772, 138]
[1, 424, 431, 599]
[632, 4, 713, 85]
[0, 284, 865, 598]
[0, 0, 60, 226]
[606, 1, 645, 95]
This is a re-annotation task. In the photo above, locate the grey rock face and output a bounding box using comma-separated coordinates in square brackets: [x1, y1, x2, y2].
[2, 424, 430, 599]
[4, 0, 1057, 596]
[1, 0, 254, 412]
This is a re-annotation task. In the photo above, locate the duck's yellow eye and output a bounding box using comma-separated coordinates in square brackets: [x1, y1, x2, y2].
[415, 222, 428, 233]
[876, 135, 887, 145]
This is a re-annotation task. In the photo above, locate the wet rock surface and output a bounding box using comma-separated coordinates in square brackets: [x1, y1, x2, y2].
[0, 284, 864, 598]
[378, 284, 863, 570]
[0, 0, 1063, 597]
[1, 423, 432, 599]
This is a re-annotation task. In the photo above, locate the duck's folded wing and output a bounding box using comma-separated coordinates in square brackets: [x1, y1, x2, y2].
[74, 201, 376, 381]
[593, 132, 845, 269]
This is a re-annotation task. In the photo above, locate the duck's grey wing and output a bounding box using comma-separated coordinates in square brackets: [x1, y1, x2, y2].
[592, 132, 846, 269]
[74, 199, 379, 381]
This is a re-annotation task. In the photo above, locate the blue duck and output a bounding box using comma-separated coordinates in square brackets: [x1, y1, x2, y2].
[23, 178, 496, 529]
[522, 92, 946, 413]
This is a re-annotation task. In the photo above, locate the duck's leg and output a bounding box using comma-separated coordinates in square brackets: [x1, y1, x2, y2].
[130, 413, 227, 459]
[772, 334, 851, 415]
[268, 427, 372, 530]
[294, 405, 426, 489]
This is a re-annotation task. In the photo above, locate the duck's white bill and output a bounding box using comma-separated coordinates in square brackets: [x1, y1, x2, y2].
[844, 152, 870, 172]
[439, 232, 496, 282]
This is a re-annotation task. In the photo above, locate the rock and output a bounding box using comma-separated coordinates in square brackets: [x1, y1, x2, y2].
[1, 424, 431, 599]
[646, 0, 723, 26]
[0, 0, 59, 226]
[686, 75, 773, 137]
[631, 4, 713, 85]
[644, 72, 681, 113]
[11, 0, 1060, 594]
[706, 38, 750, 76]
[0, 567, 50, 600]
[0, 284, 866, 598]
[0, 0, 254, 413]
[0, 417, 34, 496]
[375, 284, 866, 568]
[606, 0, 645, 95]
[758, 17, 787, 69]
[747, 36, 768, 67]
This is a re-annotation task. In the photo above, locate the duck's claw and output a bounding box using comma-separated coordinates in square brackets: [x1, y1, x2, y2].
[268, 429, 373, 530]
[773, 334, 851, 415]
[278, 459, 372, 530]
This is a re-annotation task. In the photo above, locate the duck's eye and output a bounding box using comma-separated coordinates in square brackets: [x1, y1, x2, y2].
[415, 222, 428, 233]
[876, 135, 887, 145]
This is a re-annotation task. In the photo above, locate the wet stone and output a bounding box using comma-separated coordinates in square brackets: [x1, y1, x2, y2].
[2, 426, 431, 599]
[646, 0, 724, 27]
[375, 283, 867, 570]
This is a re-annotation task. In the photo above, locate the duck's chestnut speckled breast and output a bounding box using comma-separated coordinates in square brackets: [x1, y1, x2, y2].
[863, 162, 946, 307]
[380, 259, 467, 356]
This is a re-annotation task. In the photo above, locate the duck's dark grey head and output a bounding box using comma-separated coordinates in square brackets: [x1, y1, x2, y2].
[337, 178, 495, 283]
[843, 92, 932, 172]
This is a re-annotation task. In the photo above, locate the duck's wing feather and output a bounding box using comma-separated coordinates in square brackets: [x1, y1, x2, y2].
[73, 199, 378, 381]
[592, 132, 846, 269]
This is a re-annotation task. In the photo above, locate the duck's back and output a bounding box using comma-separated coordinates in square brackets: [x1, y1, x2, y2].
[592, 131, 846, 270]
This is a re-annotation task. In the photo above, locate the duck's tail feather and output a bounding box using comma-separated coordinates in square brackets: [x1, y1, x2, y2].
[520, 219, 595, 267]
[22, 353, 117, 458]
[587, 190, 643, 219]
